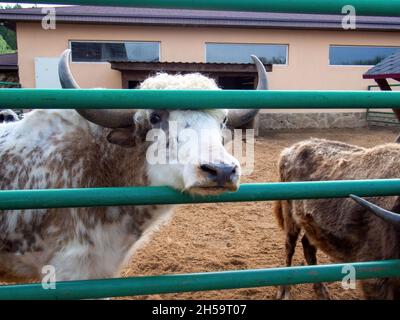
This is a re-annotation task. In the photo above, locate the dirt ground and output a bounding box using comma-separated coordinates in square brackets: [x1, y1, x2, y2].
[120, 126, 400, 300]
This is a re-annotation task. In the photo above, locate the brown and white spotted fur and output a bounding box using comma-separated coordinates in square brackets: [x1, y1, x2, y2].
[274, 138, 400, 300]
[0, 74, 240, 282]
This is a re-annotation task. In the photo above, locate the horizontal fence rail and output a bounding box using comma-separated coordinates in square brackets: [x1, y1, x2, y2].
[1, 0, 399, 16]
[0, 82, 21, 87]
[1, 0, 400, 301]
[1, 180, 400, 210]
[1, 90, 400, 109]
[1, 260, 399, 300]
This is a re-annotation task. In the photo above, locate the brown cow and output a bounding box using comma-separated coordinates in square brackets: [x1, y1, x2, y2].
[274, 138, 400, 300]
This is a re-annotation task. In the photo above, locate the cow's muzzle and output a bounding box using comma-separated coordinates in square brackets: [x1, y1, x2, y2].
[187, 162, 240, 196]
[199, 163, 239, 186]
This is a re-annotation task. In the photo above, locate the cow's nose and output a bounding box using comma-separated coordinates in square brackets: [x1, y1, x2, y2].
[200, 163, 238, 186]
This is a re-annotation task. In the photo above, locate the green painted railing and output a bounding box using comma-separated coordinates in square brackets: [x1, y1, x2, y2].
[0, 81, 21, 88]
[1, 0, 400, 300]
[1, 180, 400, 210]
[368, 84, 400, 90]
[367, 84, 400, 127]
[1, 260, 399, 300]
[1, 89, 400, 109]
[1, 0, 399, 16]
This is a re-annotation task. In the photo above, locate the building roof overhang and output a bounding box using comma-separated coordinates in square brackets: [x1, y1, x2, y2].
[363, 50, 400, 81]
[109, 60, 273, 73]
[0, 53, 18, 71]
[2, 6, 400, 31]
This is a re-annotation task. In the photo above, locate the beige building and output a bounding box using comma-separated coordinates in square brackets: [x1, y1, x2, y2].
[2, 5, 400, 130]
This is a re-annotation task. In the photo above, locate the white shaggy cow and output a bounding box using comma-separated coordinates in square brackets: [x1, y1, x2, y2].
[0, 49, 268, 282]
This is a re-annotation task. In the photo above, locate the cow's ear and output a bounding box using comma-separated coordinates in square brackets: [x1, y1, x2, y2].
[107, 128, 136, 148]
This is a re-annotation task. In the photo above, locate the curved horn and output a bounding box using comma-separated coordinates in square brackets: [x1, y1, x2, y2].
[59, 49, 134, 128]
[226, 55, 268, 128]
[252, 54, 268, 90]
[59, 49, 80, 89]
[350, 194, 400, 226]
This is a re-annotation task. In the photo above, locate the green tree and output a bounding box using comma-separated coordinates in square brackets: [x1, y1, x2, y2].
[0, 26, 16, 50]
[0, 36, 14, 54]
[0, 4, 22, 9]
[0, 4, 22, 52]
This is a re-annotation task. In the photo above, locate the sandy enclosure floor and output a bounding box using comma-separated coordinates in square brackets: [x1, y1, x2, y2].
[120, 127, 399, 300]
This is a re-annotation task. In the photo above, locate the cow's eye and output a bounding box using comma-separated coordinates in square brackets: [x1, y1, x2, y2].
[150, 113, 162, 125]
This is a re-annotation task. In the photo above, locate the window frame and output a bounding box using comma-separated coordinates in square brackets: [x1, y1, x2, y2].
[329, 44, 400, 67]
[68, 40, 161, 64]
[204, 42, 289, 66]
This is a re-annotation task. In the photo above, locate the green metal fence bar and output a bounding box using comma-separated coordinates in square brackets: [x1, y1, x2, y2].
[1, 89, 400, 109]
[1, 179, 400, 210]
[1, 0, 400, 302]
[368, 84, 400, 90]
[0, 82, 21, 87]
[1, 260, 399, 300]
[1, 0, 399, 16]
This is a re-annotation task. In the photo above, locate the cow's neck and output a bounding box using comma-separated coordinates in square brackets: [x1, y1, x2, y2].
[87, 126, 176, 258]
[90, 126, 149, 188]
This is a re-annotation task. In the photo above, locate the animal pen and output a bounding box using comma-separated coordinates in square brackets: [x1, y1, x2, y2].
[1, 0, 400, 300]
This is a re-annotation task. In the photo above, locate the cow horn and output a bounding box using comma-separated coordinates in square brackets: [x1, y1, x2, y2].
[59, 49, 134, 128]
[350, 194, 400, 225]
[226, 55, 268, 128]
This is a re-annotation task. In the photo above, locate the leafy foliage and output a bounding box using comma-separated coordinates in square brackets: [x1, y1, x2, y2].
[0, 36, 14, 54]
[0, 26, 16, 51]
[0, 3, 22, 54]
[0, 4, 22, 9]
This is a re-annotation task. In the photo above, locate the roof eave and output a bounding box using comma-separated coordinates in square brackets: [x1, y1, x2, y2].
[363, 73, 400, 80]
[0, 66, 18, 71]
[109, 60, 273, 73]
[2, 14, 400, 31]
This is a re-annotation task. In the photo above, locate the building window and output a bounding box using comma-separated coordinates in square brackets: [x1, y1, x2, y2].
[329, 45, 400, 66]
[70, 41, 160, 62]
[206, 43, 288, 64]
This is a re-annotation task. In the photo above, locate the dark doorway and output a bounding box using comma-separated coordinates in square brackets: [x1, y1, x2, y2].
[218, 76, 255, 90]
[128, 80, 140, 89]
